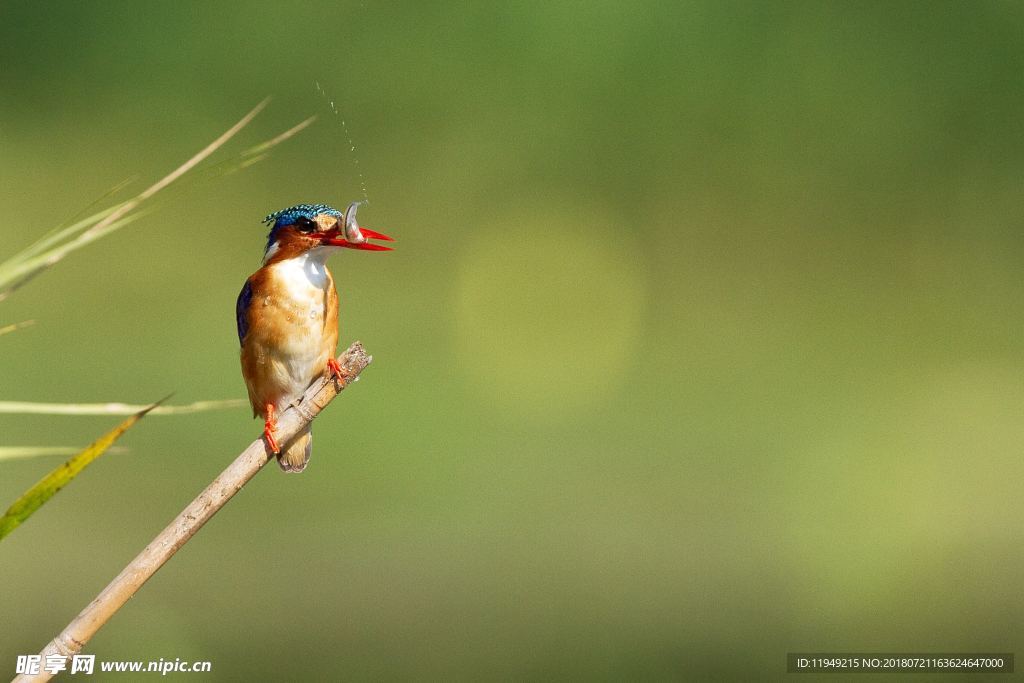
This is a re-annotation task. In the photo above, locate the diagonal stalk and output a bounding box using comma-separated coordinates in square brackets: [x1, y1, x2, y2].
[12, 342, 372, 683]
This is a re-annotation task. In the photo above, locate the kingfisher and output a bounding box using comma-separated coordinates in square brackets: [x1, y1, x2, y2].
[236, 201, 392, 472]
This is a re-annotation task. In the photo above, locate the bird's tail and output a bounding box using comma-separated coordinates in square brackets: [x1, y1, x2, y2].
[277, 424, 312, 473]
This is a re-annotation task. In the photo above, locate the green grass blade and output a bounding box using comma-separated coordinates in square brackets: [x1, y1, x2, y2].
[11, 203, 128, 262]
[241, 115, 316, 157]
[0, 104, 315, 304]
[35, 176, 137, 245]
[0, 99, 270, 303]
[0, 406, 155, 542]
[109, 117, 317, 212]
[0, 212, 147, 301]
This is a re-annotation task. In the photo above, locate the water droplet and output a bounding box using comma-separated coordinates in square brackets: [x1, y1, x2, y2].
[311, 83, 369, 202]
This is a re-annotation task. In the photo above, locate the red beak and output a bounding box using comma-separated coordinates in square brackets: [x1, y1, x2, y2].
[321, 227, 394, 251]
[319, 202, 394, 251]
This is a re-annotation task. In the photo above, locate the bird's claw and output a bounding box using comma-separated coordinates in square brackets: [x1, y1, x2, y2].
[327, 358, 347, 385]
[263, 425, 280, 454]
[263, 404, 281, 454]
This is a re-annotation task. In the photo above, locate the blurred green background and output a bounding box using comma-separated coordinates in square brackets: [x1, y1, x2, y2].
[2, 1, 1022, 680]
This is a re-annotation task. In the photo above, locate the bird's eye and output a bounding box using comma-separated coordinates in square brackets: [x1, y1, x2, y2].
[294, 217, 315, 233]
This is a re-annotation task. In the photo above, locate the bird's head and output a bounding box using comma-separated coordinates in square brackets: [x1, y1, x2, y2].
[261, 202, 393, 264]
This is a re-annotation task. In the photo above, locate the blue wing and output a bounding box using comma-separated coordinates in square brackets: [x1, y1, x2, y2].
[236, 280, 254, 345]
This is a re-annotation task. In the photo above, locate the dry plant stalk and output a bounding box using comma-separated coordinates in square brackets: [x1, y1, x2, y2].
[0, 101, 271, 302]
[0, 399, 247, 416]
[13, 342, 373, 683]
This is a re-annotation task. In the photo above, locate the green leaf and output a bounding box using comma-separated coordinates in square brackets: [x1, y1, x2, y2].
[0, 405, 156, 542]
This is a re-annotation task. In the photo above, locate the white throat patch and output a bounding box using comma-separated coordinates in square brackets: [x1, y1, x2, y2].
[268, 248, 333, 298]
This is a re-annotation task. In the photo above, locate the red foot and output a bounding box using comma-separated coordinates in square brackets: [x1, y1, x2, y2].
[263, 403, 281, 453]
[327, 358, 347, 385]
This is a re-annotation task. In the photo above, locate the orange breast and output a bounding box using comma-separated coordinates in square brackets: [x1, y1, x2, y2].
[239, 259, 339, 417]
